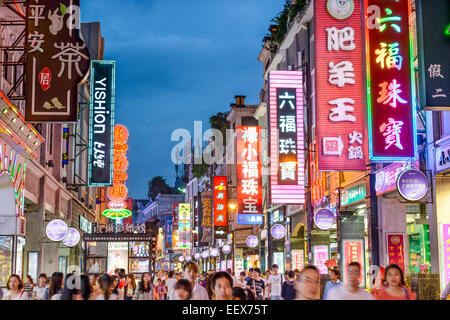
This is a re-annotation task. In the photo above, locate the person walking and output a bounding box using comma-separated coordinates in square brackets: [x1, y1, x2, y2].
[32, 273, 49, 300]
[235, 271, 247, 289]
[3, 275, 28, 300]
[90, 274, 115, 300]
[268, 264, 284, 300]
[245, 268, 254, 282]
[166, 271, 177, 300]
[246, 268, 265, 300]
[323, 267, 343, 300]
[155, 279, 167, 300]
[210, 271, 233, 300]
[293, 265, 320, 300]
[49, 272, 64, 300]
[183, 261, 209, 300]
[326, 262, 374, 300]
[374, 264, 416, 300]
[111, 275, 124, 300]
[124, 274, 137, 300]
[24, 275, 34, 299]
[232, 287, 247, 300]
[281, 271, 296, 300]
[173, 279, 192, 300]
[133, 272, 155, 300]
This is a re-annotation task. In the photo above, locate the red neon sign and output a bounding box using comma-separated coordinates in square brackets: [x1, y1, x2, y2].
[343, 240, 364, 285]
[314, 0, 366, 171]
[236, 126, 263, 216]
[365, 0, 416, 161]
[213, 176, 227, 227]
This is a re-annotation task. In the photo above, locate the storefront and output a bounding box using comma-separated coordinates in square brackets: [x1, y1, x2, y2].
[289, 205, 307, 272]
[83, 224, 152, 276]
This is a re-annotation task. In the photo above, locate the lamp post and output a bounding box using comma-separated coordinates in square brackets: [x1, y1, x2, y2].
[228, 202, 237, 273]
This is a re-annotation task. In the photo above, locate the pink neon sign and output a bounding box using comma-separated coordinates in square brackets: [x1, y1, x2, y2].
[268, 71, 305, 204]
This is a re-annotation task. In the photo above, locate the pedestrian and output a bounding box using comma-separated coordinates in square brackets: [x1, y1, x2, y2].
[173, 279, 192, 300]
[90, 274, 100, 291]
[293, 269, 301, 280]
[133, 272, 155, 300]
[49, 272, 64, 300]
[374, 264, 416, 300]
[24, 275, 34, 299]
[32, 273, 49, 300]
[263, 269, 271, 300]
[78, 275, 92, 300]
[183, 261, 209, 300]
[111, 275, 124, 300]
[281, 271, 296, 300]
[166, 271, 177, 300]
[118, 269, 127, 291]
[268, 264, 284, 300]
[293, 265, 320, 300]
[323, 267, 343, 300]
[235, 271, 247, 289]
[246, 268, 265, 300]
[90, 274, 114, 300]
[232, 287, 247, 300]
[440, 280, 450, 300]
[245, 268, 254, 282]
[3, 275, 28, 300]
[326, 262, 373, 300]
[124, 274, 136, 300]
[210, 271, 233, 300]
[155, 279, 167, 300]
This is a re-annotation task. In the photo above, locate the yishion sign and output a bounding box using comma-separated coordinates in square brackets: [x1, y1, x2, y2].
[268, 71, 305, 204]
[26, 0, 90, 122]
[88, 61, 115, 186]
[365, 0, 417, 161]
[314, 0, 366, 171]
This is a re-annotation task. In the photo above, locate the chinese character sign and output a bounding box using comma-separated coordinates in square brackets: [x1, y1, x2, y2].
[237, 126, 263, 224]
[178, 204, 191, 249]
[200, 191, 213, 243]
[314, 0, 366, 171]
[343, 239, 364, 285]
[442, 224, 450, 286]
[26, 0, 90, 122]
[417, 0, 450, 109]
[213, 176, 227, 227]
[88, 61, 115, 186]
[313, 246, 329, 275]
[268, 71, 305, 204]
[291, 249, 304, 271]
[387, 234, 405, 272]
[365, 0, 416, 160]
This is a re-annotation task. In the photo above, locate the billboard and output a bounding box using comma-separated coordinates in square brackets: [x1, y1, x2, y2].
[200, 191, 212, 243]
[268, 71, 305, 204]
[365, 0, 417, 161]
[342, 239, 365, 285]
[314, 0, 366, 171]
[417, 0, 450, 110]
[237, 126, 263, 225]
[213, 176, 228, 239]
[178, 203, 191, 249]
[88, 61, 115, 186]
[26, 0, 90, 122]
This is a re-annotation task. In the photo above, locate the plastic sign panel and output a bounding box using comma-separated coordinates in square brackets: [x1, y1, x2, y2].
[213, 176, 228, 239]
[237, 126, 263, 225]
[46, 219, 68, 242]
[340, 183, 366, 206]
[268, 71, 305, 204]
[387, 234, 405, 272]
[417, 0, 450, 110]
[88, 61, 115, 186]
[342, 239, 365, 285]
[313, 245, 329, 275]
[291, 249, 304, 271]
[314, 0, 366, 171]
[314, 208, 336, 230]
[26, 0, 90, 122]
[365, 0, 417, 161]
[178, 204, 191, 249]
[396, 169, 428, 201]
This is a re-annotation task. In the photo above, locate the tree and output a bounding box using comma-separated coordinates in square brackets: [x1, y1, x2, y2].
[269, 0, 307, 47]
[209, 111, 230, 139]
[148, 176, 173, 201]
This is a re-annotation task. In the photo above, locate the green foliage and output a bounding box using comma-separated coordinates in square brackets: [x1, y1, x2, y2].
[269, 0, 307, 47]
[191, 160, 209, 179]
[209, 112, 230, 139]
[147, 176, 173, 200]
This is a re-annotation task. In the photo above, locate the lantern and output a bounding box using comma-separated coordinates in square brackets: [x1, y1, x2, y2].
[113, 154, 129, 172]
[114, 124, 129, 143]
[107, 184, 128, 201]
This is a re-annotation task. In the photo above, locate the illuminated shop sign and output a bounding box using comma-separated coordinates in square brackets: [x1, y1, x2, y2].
[88, 61, 115, 186]
[435, 145, 450, 173]
[178, 203, 191, 249]
[340, 183, 366, 207]
[343, 239, 365, 285]
[313, 245, 329, 275]
[387, 234, 405, 272]
[365, 0, 417, 161]
[268, 71, 305, 203]
[213, 176, 228, 239]
[237, 126, 263, 225]
[314, 0, 366, 171]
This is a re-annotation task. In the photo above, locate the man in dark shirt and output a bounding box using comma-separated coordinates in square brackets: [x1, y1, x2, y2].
[281, 271, 296, 300]
[246, 268, 265, 300]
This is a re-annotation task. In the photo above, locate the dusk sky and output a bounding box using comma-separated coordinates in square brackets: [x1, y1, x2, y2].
[82, 0, 284, 200]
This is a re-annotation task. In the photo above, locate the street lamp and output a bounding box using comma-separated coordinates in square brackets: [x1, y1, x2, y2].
[228, 202, 237, 210]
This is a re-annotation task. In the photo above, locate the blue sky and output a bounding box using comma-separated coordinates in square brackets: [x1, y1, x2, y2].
[82, 0, 284, 199]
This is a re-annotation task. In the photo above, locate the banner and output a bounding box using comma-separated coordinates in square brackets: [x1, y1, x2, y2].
[314, 0, 366, 170]
[387, 234, 405, 272]
[200, 190, 212, 243]
[213, 176, 228, 239]
[268, 71, 305, 204]
[26, 0, 90, 122]
[88, 61, 115, 186]
[365, 0, 417, 161]
[343, 239, 365, 285]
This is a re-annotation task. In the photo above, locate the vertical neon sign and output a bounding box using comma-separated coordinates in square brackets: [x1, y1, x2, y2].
[365, 0, 417, 161]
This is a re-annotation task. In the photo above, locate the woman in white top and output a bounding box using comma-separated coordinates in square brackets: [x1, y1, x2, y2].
[49, 272, 64, 300]
[89, 274, 117, 300]
[3, 274, 29, 300]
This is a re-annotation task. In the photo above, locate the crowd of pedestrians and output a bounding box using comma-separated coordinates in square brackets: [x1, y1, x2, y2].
[1, 262, 448, 300]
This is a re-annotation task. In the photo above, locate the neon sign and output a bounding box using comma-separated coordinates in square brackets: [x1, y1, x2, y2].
[236, 126, 263, 225]
[178, 203, 191, 249]
[365, 0, 417, 161]
[268, 71, 305, 204]
[314, 0, 366, 171]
